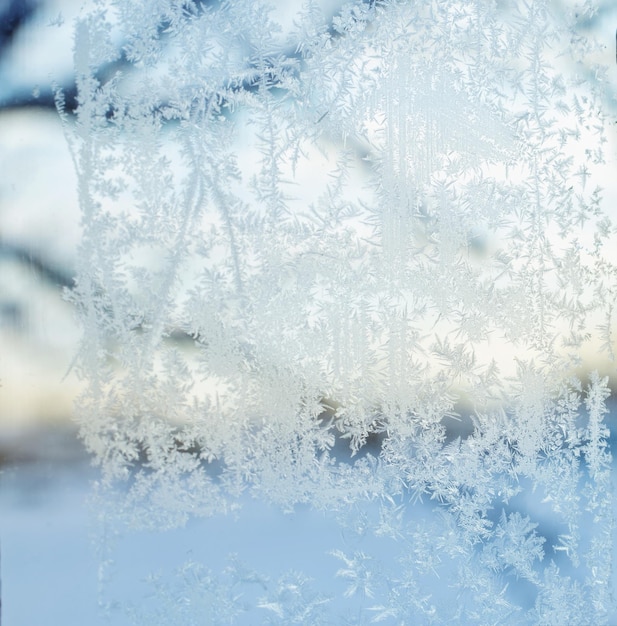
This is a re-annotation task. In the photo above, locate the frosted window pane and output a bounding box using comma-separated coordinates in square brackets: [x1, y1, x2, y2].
[62, 0, 616, 622]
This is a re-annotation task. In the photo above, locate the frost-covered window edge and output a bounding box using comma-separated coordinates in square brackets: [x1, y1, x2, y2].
[58, 0, 615, 622]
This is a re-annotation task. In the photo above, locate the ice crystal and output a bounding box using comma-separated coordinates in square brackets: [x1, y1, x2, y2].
[61, 0, 615, 622]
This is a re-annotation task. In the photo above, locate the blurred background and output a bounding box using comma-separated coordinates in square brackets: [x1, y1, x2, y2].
[0, 4, 92, 623]
[1, 0, 617, 624]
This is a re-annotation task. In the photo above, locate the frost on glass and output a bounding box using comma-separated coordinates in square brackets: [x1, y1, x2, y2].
[60, 0, 615, 622]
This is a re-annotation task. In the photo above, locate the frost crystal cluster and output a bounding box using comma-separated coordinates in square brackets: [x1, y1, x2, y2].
[62, 0, 615, 622]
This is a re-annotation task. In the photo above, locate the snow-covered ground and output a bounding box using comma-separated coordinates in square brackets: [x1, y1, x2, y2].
[1, 422, 616, 624]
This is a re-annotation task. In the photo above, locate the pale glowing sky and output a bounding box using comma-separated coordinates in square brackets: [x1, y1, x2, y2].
[1, 0, 616, 428]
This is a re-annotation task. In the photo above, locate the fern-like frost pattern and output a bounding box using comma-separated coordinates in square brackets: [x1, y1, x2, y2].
[62, 0, 615, 622]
